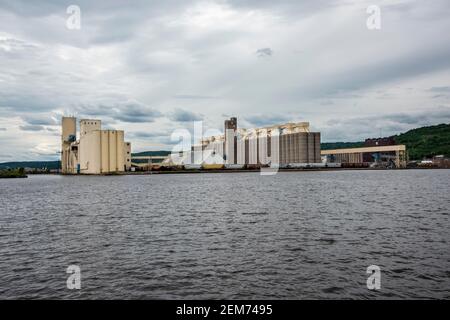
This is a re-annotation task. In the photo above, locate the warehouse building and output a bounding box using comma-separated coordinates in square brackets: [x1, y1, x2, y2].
[321, 144, 407, 168]
[61, 117, 131, 174]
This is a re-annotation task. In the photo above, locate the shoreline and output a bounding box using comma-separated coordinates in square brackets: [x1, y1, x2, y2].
[23, 166, 449, 177]
[0, 175, 28, 179]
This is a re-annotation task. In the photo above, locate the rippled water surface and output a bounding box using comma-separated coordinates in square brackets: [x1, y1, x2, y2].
[0, 170, 449, 299]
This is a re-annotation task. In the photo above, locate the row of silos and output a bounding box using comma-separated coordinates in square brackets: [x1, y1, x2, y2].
[189, 129, 321, 166]
[279, 132, 321, 164]
[78, 130, 125, 174]
[232, 131, 321, 165]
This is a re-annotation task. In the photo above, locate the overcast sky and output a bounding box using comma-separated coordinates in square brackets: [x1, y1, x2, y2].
[1, 0, 449, 161]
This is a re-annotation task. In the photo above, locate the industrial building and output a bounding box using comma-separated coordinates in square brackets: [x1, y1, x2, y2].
[182, 117, 322, 168]
[61, 117, 131, 174]
[321, 143, 407, 168]
[131, 155, 168, 169]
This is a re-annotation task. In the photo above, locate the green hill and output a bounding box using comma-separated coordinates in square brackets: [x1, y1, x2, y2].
[321, 142, 364, 150]
[131, 150, 171, 157]
[0, 161, 60, 170]
[321, 123, 450, 160]
[393, 123, 450, 160]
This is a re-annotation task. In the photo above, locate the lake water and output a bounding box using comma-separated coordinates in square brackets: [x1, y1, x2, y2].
[0, 170, 449, 299]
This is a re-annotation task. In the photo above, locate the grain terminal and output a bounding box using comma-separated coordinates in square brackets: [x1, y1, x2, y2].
[182, 117, 322, 168]
[61, 117, 131, 174]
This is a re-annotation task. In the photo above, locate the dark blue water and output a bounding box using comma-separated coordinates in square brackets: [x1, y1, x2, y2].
[0, 170, 449, 299]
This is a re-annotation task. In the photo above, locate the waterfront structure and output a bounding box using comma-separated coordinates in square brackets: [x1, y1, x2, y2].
[321, 145, 407, 168]
[183, 117, 322, 167]
[61, 117, 131, 174]
[131, 155, 169, 169]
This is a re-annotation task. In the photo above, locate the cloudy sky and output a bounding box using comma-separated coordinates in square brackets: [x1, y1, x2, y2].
[0, 0, 449, 161]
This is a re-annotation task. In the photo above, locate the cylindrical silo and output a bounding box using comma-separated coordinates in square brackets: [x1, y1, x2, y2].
[298, 133, 308, 163]
[307, 133, 315, 163]
[314, 132, 321, 163]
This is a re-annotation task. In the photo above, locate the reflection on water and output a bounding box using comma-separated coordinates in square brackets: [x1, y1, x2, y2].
[0, 170, 449, 299]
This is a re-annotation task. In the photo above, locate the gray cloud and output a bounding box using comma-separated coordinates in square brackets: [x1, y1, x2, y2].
[429, 86, 450, 99]
[169, 108, 203, 122]
[326, 108, 450, 127]
[130, 131, 170, 139]
[429, 86, 450, 92]
[76, 101, 163, 123]
[0, 94, 57, 113]
[129, 130, 179, 147]
[244, 114, 291, 127]
[256, 48, 273, 57]
[322, 107, 450, 142]
[432, 94, 450, 99]
[256, 48, 273, 58]
[113, 104, 162, 123]
[173, 94, 219, 100]
[22, 115, 57, 126]
[20, 125, 45, 131]
[226, 0, 340, 17]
